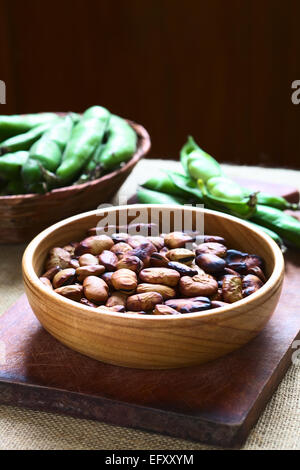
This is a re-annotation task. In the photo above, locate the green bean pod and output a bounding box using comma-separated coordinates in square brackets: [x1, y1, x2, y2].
[181, 136, 222, 182]
[0, 112, 59, 141]
[56, 116, 109, 184]
[22, 140, 62, 186]
[251, 204, 300, 248]
[4, 177, 27, 195]
[137, 187, 186, 205]
[198, 177, 257, 219]
[22, 116, 76, 187]
[0, 151, 29, 179]
[0, 120, 59, 154]
[96, 115, 137, 170]
[82, 105, 110, 121]
[256, 192, 298, 210]
[42, 115, 75, 151]
[142, 172, 189, 198]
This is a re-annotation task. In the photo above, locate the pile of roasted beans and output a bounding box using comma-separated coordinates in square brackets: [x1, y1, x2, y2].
[40, 227, 267, 315]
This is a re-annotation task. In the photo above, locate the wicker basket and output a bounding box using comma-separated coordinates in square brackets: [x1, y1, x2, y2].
[0, 119, 151, 243]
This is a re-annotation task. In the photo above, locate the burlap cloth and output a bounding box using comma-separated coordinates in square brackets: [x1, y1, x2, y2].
[0, 160, 299, 450]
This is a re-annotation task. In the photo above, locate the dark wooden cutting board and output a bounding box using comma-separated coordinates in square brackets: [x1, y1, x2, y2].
[0, 180, 299, 448]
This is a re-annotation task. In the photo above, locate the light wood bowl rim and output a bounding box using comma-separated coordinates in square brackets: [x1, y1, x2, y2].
[22, 205, 285, 322]
[0, 119, 150, 201]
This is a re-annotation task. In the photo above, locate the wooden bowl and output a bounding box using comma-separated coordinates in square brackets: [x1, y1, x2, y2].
[22, 205, 285, 369]
[0, 120, 150, 244]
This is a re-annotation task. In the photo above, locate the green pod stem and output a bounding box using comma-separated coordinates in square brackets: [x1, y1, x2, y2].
[0, 151, 29, 179]
[256, 191, 298, 211]
[180, 136, 222, 182]
[56, 116, 109, 184]
[142, 172, 189, 198]
[0, 112, 59, 141]
[137, 187, 186, 205]
[251, 204, 300, 249]
[96, 115, 137, 171]
[0, 120, 59, 154]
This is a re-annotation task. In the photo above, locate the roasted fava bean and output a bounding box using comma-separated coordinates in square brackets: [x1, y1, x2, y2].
[111, 232, 130, 244]
[111, 242, 133, 259]
[98, 250, 118, 271]
[196, 242, 227, 258]
[244, 254, 264, 271]
[45, 247, 71, 270]
[55, 284, 83, 302]
[225, 249, 247, 273]
[116, 255, 143, 273]
[75, 235, 114, 256]
[41, 265, 61, 280]
[126, 292, 163, 312]
[76, 265, 105, 282]
[136, 283, 176, 300]
[196, 253, 226, 274]
[52, 268, 76, 289]
[179, 273, 218, 297]
[101, 271, 114, 289]
[39, 277, 53, 289]
[165, 248, 195, 265]
[223, 267, 241, 277]
[211, 288, 223, 301]
[69, 258, 80, 269]
[127, 235, 155, 250]
[79, 253, 99, 266]
[63, 242, 79, 257]
[111, 268, 137, 294]
[44, 227, 266, 313]
[150, 252, 170, 268]
[83, 276, 109, 304]
[139, 267, 180, 287]
[196, 235, 226, 244]
[148, 236, 165, 251]
[80, 297, 98, 308]
[106, 291, 128, 308]
[164, 231, 194, 249]
[153, 304, 181, 315]
[222, 275, 243, 303]
[167, 261, 198, 276]
[242, 274, 263, 296]
[165, 296, 211, 313]
[247, 266, 266, 282]
[128, 243, 156, 267]
[109, 305, 126, 313]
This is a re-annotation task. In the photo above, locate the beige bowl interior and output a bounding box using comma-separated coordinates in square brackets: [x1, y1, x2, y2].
[23, 205, 284, 369]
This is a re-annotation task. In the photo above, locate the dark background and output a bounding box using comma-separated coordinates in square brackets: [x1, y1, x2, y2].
[0, 0, 299, 168]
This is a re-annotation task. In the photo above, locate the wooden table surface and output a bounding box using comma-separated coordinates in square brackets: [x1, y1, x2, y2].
[0, 160, 299, 450]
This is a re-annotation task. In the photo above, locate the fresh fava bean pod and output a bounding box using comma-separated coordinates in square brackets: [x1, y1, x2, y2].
[0, 120, 60, 154]
[42, 228, 267, 315]
[55, 114, 110, 184]
[0, 112, 59, 141]
[0, 151, 29, 179]
[95, 114, 137, 171]
[139, 135, 299, 250]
